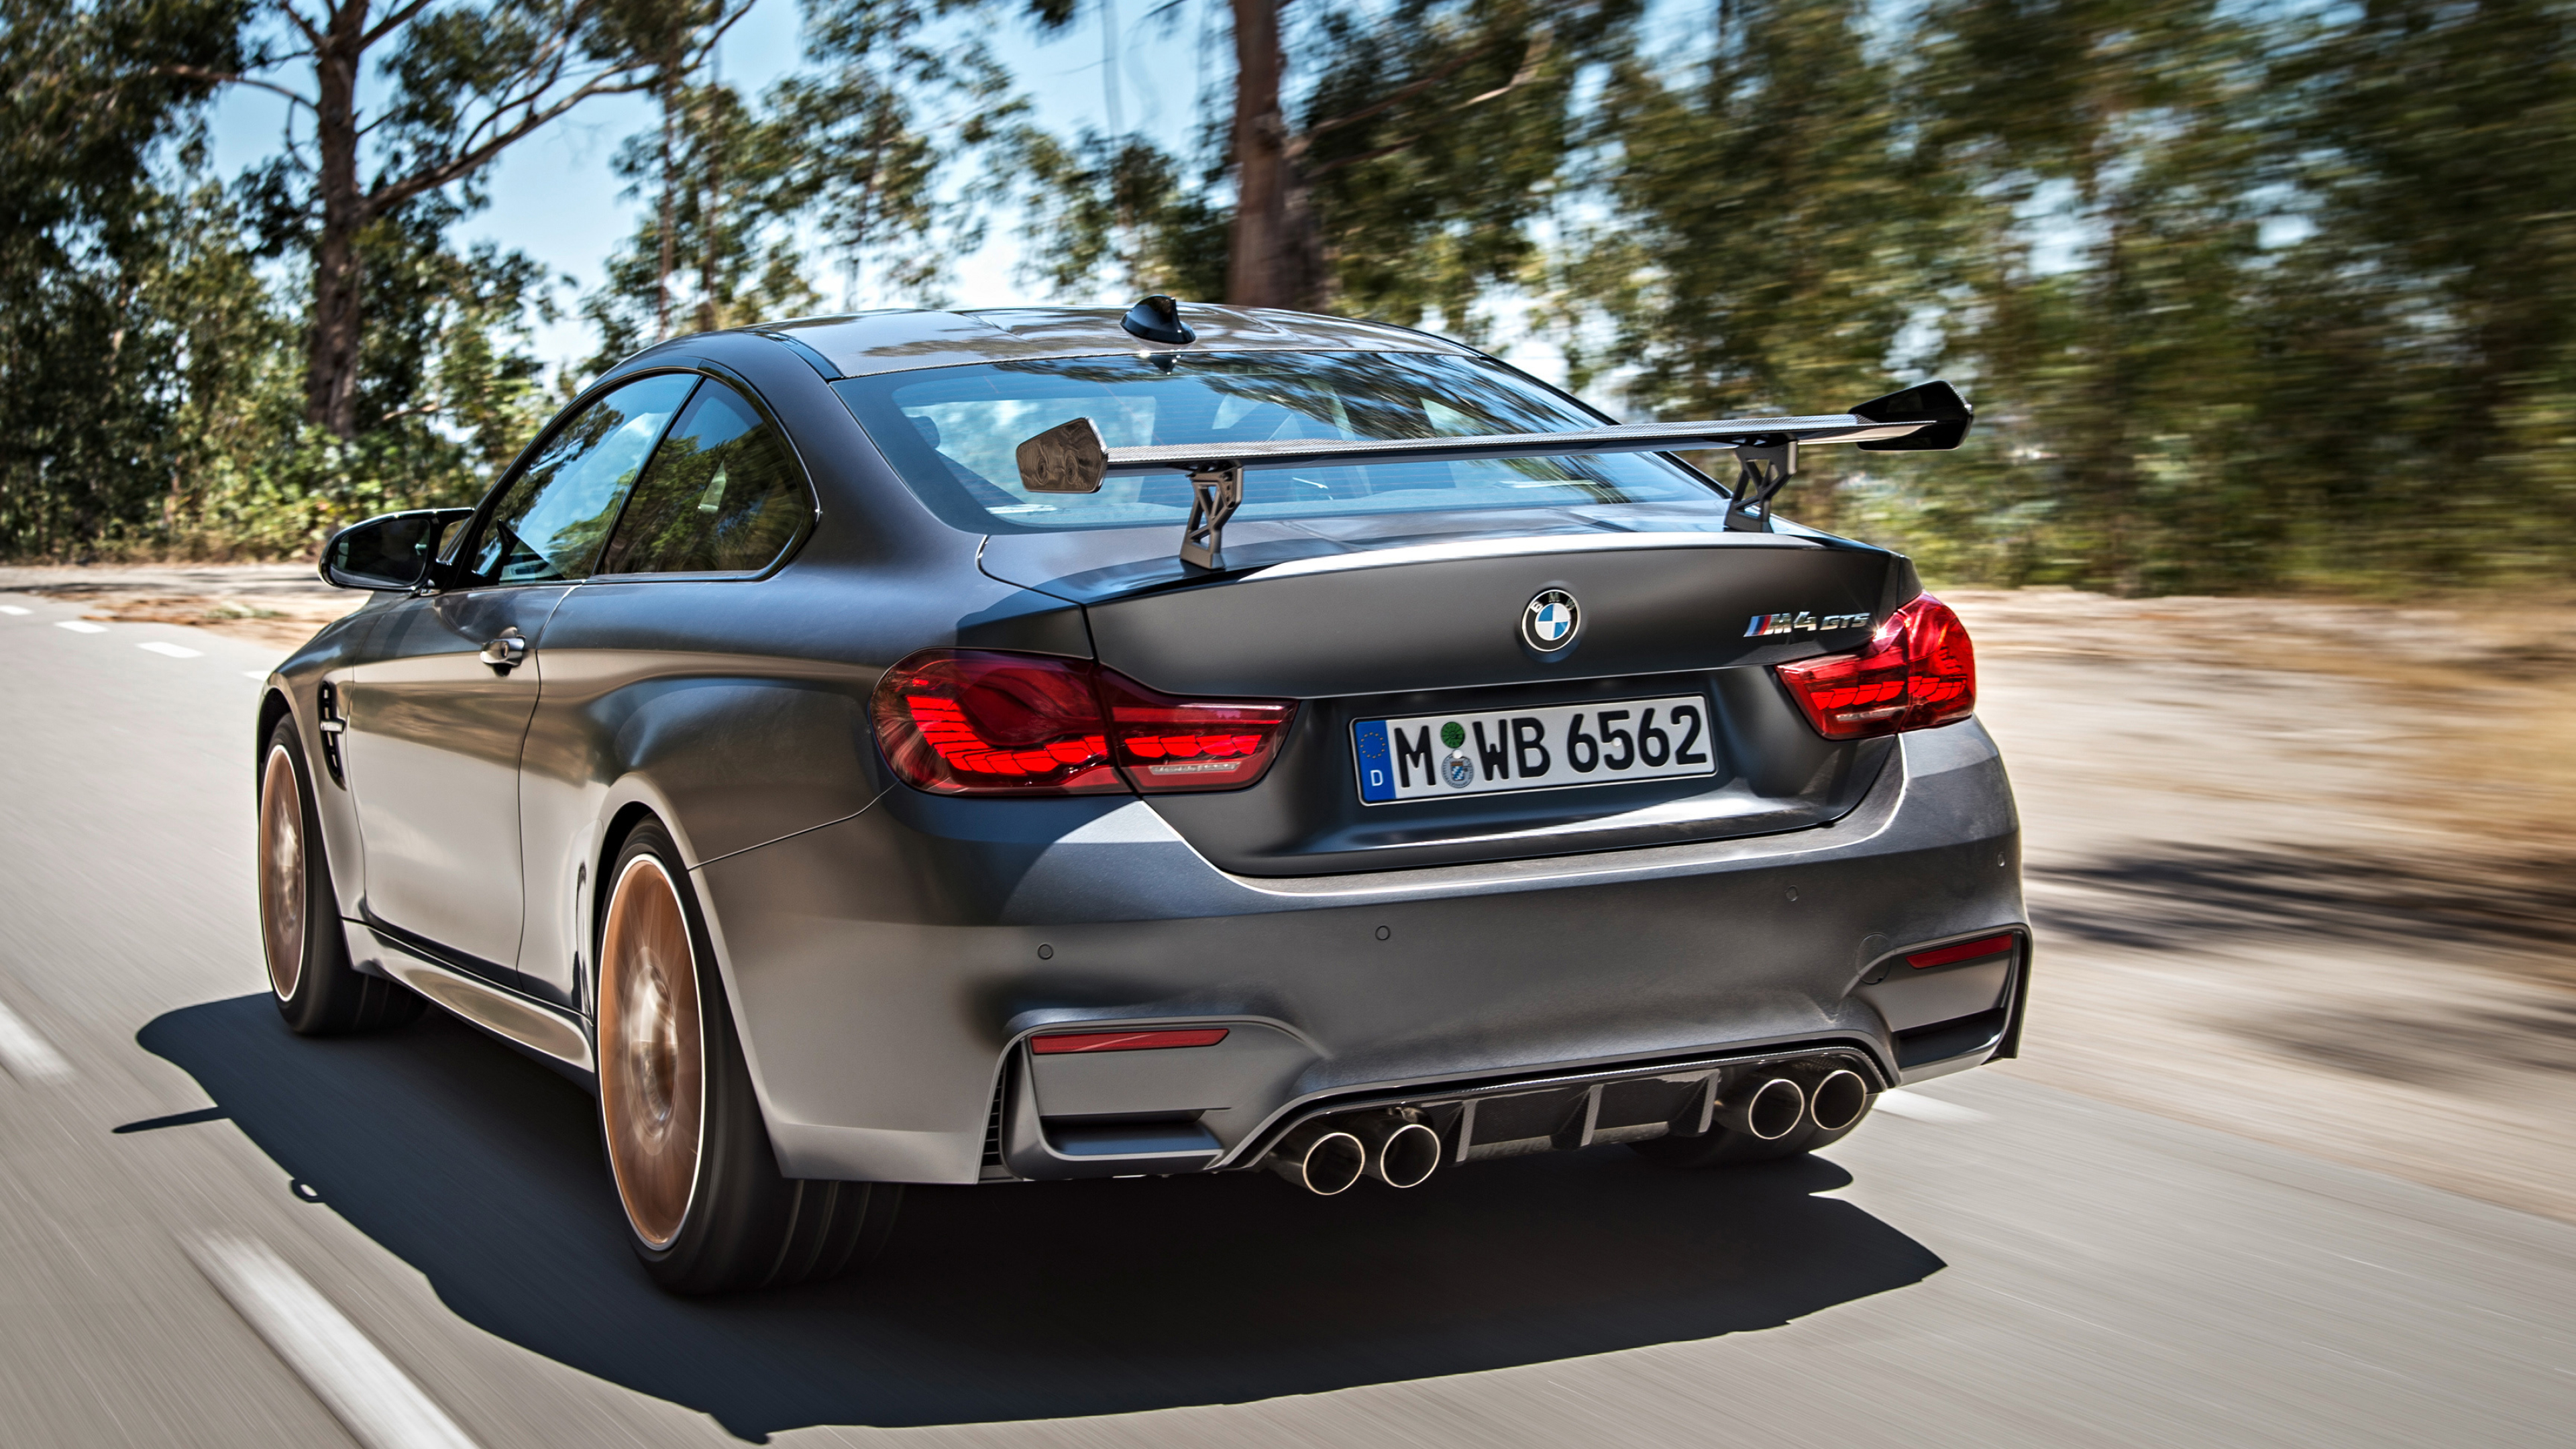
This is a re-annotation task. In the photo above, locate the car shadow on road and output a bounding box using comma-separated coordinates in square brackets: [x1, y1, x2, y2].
[138, 996, 1943, 1440]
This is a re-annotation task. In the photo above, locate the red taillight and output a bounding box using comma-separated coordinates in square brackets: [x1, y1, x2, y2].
[1029, 1027, 1230, 1054]
[1904, 933, 2017, 969]
[870, 649, 1295, 796]
[870, 651, 1122, 794]
[1774, 594, 1976, 740]
[1093, 669, 1297, 794]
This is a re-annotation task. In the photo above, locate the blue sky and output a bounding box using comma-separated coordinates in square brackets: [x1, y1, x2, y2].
[207, 0, 1214, 374]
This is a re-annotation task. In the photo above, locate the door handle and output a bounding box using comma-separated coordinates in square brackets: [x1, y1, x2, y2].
[479, 635, 529, 669]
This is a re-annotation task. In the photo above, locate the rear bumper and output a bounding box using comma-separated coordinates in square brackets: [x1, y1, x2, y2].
[692, 718, 2025, 1184]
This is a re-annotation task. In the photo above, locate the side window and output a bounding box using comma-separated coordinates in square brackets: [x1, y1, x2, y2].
[598, 380, 812, 576]
[462, 374, 699, 586]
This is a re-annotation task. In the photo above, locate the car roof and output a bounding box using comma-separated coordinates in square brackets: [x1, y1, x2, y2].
[714, 305, 1480, 379]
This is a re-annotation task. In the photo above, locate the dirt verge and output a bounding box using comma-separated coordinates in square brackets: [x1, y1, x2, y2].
[1949, 587, 2576, 1224]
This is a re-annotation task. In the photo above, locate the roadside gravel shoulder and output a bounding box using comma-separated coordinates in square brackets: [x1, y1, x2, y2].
[1950, 587, 2576, 1224]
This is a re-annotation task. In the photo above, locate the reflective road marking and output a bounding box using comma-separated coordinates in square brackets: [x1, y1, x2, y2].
[54, 621, 107, 634]
[0, 995, 72, 1083]
[138, 641, 204, 659]
[244, 671, 272, 682]
[185, 1236, 479, 1449]
[1875, 1089, 1993, 1124]
[0, 604, 28, 614]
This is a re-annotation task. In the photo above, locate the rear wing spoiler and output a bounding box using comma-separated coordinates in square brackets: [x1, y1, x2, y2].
[1012, 380, 1972, 570]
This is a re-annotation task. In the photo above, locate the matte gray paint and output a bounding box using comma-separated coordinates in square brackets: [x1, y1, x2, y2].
[341, 585, 571, 979]
[262, 315, 2026, 1193]
[692, 721, 2021, 1184]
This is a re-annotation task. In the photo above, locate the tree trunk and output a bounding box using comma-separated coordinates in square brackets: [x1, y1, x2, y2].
[307, 2, 367, 439]
[698, 86, 722, 332]
[656, 68, 677, 341]
[1226, 0, 1322, 309]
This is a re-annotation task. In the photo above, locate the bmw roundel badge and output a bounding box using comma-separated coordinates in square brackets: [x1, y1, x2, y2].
[1521, 589, 1580, 652]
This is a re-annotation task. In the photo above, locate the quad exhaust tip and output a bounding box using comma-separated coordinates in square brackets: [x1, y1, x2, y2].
[1720, 1077, 1807, 1141]
[1267, 1125, 1367, 1195]
[1807, 1068, 1872, 1132]
[1266, 1057, 1877, 1192]
[1358, 1116, 1442, 1189]
[1269, 1114, 1441, 1193]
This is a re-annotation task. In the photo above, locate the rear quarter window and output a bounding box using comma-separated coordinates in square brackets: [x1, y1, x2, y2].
[598, 380, 812, 576]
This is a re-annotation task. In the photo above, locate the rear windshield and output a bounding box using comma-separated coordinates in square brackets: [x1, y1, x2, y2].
[830, 352, 1721, 532]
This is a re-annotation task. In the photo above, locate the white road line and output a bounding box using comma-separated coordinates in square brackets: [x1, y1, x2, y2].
[184, 1236, 479, 1449]
[1875, 1089, 1992, 1124]
[138, 641, 204, 659]
[54, 620, 107, 635]
[0, 604, 28, 615]
[0, 996, 74, 1083]
[244, 670, 272, 682]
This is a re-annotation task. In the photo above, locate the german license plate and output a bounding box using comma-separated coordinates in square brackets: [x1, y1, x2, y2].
[1352, 694, 1718, 804]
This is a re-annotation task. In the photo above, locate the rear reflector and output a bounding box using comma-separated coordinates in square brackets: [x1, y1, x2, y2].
[1774, 594, 1976, 740]
[1905, 933, 2017, 970]
[1029, 1028, 1231, 1054]
[871, 649, 1295, 796]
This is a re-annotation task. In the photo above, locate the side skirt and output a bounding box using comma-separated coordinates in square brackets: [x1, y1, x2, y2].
[343, 918, 594, 1075]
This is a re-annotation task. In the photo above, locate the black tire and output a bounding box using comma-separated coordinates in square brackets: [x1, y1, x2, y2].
[1630, 1090, 1875, 1169]
[258, 716, 424, 1036]
[596, 821, 902, 1295]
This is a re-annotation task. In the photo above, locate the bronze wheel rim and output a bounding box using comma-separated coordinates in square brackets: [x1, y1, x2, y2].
[257, 746, 306, 1002]
[598, 855, 704, 1250]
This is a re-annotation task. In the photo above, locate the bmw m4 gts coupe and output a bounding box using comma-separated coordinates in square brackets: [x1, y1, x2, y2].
[256, 297, 2026, 1293]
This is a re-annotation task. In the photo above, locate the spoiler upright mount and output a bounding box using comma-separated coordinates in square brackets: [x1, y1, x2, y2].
[1010, 379, 1974, 570]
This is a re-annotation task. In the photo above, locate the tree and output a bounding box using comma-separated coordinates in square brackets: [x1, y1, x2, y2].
[1904, 0, 2271, 589]
[0, 0, 254, 555]
[1018, 0, 1615, 321]
[582, 75, 823, 371]
[1552, 0, 1931, 531]
[582, 0, 1023, 374]
[186, 0, 751, 438]
[2271, 0, 2576, 580]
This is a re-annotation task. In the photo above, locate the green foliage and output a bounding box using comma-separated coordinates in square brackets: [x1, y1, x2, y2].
[582, 76, 826, 374]
[1014, 129, 1231, 301]
[1301, 0, 1627, 339]
[581, 0, 1026, 376]
[10, 0, 2575, 590]
[1559, 0, 2576, 592]
[0, 0, 245, 556]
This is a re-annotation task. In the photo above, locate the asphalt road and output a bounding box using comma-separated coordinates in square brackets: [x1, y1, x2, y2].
[1, 590, 2571, 1449]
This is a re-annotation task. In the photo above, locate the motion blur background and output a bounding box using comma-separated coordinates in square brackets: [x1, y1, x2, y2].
[4, 0, 2571, 596]
[5, 11, 2576, 1440]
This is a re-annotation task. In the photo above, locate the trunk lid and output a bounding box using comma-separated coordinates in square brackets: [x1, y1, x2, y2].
[979, 515, 1919, 875]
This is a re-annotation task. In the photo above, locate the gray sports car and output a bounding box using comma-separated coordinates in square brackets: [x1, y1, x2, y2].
[256, 297, 2025, 1294]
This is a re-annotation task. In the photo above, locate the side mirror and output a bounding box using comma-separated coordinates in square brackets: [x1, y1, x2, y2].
[319, 508, 474, 592]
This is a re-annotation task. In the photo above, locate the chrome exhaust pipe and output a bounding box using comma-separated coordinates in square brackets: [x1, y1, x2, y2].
[1265, 1124, 1366, 1195]
[1717, 1077, 1806, 1141]
[1353, 1115, 1442, 1189]
[1806, 1069, 1872, 1132]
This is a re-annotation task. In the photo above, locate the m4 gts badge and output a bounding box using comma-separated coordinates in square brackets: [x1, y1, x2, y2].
[1745, 610, 1872, 638]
